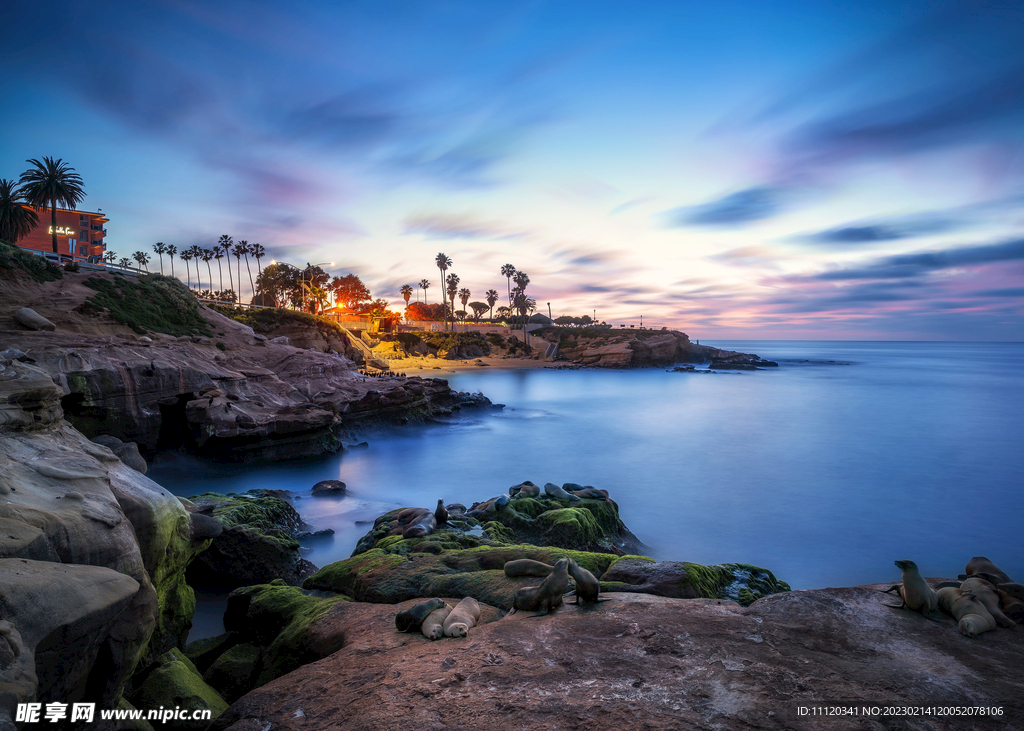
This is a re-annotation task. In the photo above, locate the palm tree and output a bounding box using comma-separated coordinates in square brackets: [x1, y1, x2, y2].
[458, 287, 471, 320]
[446, 273, 460, 332]
[435, 253, 452, 329]
[185, 246, 201, 288]
[419, 278, 430, 303]
[133, 251, 150, 272]
[18, 157, 85, 255]
[152, 242, 166, 274]
[239, 240, 255, 300]
[202, 249, 214, 294]
[103, 250, 116, 265]
[180, 249, 193, 289]
[513, 289, 536, 346]
[251, 243, 265, 278]
[500, 263, 516, 318]
[400, 284, 413, 309]
[485, 289, 499, 320]
[118, 257, 131, 269]
[513, 271, 530, 329]
[218, 235, 234, 297]
[232, 242, 247, 303]
[0, 179, 39, 243]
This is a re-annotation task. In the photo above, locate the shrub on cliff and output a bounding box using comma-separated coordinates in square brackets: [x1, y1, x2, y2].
[82, 273, 211, 336]
[211, 304, 346, 341]
[0, 240, 63, 282]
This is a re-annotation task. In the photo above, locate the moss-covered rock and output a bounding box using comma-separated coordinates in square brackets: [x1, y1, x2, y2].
[182, 632, 239, 675]
[304, 545, 619, 607]
[185, 490, 315, 587]
[203, 643, 261, 703]
[129, 648, 228, 729]
[599, 558, 789, 606]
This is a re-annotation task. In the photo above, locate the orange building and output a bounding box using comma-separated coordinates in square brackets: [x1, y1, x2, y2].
[18, 207, 108, 263]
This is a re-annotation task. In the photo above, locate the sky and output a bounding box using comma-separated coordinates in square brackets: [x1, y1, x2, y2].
[2, 0, 1023, 339]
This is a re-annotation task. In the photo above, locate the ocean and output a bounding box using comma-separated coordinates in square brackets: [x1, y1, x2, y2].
[149, 341, 1024, 636]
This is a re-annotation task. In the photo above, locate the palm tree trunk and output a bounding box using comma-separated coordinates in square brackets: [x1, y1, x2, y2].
[217, 259, 223, 294]
[170, 257, 175, 278]
[237, 259, 243, 304]
[50, 201, 58, 255]
[206, 261, 213, 294]
[224, 248, 234, 301]
[158, 254, 164, 274]
[244, 254, 255, 304]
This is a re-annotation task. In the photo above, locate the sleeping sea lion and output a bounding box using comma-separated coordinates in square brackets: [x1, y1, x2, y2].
[568, 558, 605, 605]
[443, 596, 481, 638]
[421, 603, 452, 640]
[571, 488, 609, 500]
[509, 481, 540, 498]
[402, 511, 437, 539]
[544, 483, 580, 501]
[467, 495, 510, 520]
[960, 577, 1016, 628]
[434, 499, 448, 525]
[997, 584, 1024, 624]
[937, 586, 998, 637]
[512, 558, 570, 617]
[503, 559, 554, 578]
[882, 560, 940, 619]
[395, 507, 430, 525]
[959, 557, 1012, 586]
[396, 598, 446, 632]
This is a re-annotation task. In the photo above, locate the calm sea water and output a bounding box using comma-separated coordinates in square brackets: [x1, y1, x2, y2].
[150, 341, 1024, 615]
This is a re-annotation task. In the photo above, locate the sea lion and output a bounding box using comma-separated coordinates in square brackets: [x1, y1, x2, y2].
[960, 577, 1016, 629]
[937, 587, 998, 637]
[882, 560, 940, 618]
[510, 482, 541, 498]
[467, 495, 510, 520]
[571, 487, 609, 500]
[512, 558, 570, 617]
[396, 507, 430, 525]
[568, 559, 605, 605]
[503, 559, 554, 578]
[443, 596, 481, 638]
[997, 585, 1024, 624]
[403, 511, 437, 539]
[959, 556, 1012, 586]
[396, 598, 446, 632]
[421, 603, 452, 640]
[544, 483, 580, 501]
[434, 499, 449, 525]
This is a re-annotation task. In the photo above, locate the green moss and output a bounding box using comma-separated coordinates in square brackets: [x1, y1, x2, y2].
[303, 548, 408, 596]
[130, 648, 228, 726]
[508, 496, 547, 518]
[202, 643, 261, 702]
[682, 563, 733, 599]
[82, 273, 211, 336]
[482, 521, 518, 544]
[0, 241, 63, 282]
[537, 507, 601, 548]
[183, 633, 238, 674]
[186, 491, 300, 549]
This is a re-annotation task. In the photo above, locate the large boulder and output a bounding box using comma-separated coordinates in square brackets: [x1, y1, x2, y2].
[129, 649, 228, 729]
[13, 308, 55, 332]
[212, 587, 1024, 731]
[92, 434, 148, 474]
[184, 490, 316, 588]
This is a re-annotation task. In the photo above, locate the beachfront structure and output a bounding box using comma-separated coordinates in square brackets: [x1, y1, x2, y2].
[18, 206, 108, 263]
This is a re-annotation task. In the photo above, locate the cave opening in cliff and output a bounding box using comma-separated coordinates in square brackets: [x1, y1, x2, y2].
[156, 394, 198, 454]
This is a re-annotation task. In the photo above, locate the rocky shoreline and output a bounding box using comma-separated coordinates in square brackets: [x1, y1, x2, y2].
[3, 266, 1022, 730]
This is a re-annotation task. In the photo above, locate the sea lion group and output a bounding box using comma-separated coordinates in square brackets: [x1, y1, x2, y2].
[388, 499, 449, 539]
[395, 597, 482, 640]
[506, 556, 606, 615]
[882, 556, 1022, 637]
[507, 481, 611, 502]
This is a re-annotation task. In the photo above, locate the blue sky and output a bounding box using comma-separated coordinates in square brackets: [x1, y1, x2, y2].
[2, 0, 1023, 339]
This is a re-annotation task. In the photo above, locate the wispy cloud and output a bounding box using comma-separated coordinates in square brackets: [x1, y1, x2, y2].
[812, 237, 1024, 281]
[663, 186, 794, 227]
[402, 214, 529, 240]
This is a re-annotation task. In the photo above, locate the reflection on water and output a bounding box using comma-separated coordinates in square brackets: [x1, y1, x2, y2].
[150, 341, 1024, 604]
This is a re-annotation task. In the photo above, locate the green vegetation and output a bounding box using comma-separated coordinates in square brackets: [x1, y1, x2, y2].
[82, 273, 211, 336]
[0, 240, 63, 282]
[211, 303, 346, 340]
[421, 331, 489, 351]
[187, 491, 301, 549]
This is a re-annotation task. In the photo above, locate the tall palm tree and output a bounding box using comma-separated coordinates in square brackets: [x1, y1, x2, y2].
[513, 289, 536, 346]
[152, 242, 167, 274]
[166, 245, 177, 278]
[458, 287, 470, 313]
[419, 278, 430, 303]
[513, 271, 530, 330]
[485, 289, 499, 321]
[132, 251, 150, 272]
[435, 253, 452, 329]
[18, 157, 85, 255]
[180, 249, 193, 289]
[0, 179, 39, 243]
[446, 273, 460, 332]
[232, 242, 247, 303]
[104, 250, 116, 265]
[218, 235, 234, 298]
[202, 249, 214, 294]
[500, 263, 516, 317]
[239, 241, 255, 302]
[185, 246, 201, 288]
[214, 247, 225, 293]
[251, 243, 265, 278]
[400, 284, 413, 309]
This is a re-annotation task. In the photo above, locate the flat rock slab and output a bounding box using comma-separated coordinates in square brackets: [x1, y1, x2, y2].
[214, 587, 1024, 730]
